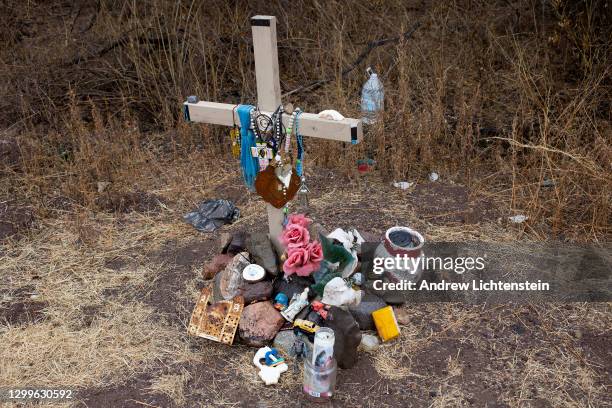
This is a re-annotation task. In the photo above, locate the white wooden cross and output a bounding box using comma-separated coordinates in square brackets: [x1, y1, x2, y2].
[184, 15, 363, 250]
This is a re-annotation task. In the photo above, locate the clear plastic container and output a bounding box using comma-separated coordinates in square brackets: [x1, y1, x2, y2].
[303, 357, 337, 402]
[361, 67, 384, 124]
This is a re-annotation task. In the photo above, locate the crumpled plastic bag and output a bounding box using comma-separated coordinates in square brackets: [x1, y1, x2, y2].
[183, 199, 240, 232]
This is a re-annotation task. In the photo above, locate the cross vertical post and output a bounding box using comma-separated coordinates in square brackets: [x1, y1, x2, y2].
[251, 15, 285, 251]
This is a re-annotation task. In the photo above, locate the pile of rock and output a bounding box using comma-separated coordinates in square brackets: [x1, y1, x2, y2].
[201, 223, 416, 370]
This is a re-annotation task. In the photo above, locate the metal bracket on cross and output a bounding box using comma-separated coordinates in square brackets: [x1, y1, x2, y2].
[183, 15, 363, 251]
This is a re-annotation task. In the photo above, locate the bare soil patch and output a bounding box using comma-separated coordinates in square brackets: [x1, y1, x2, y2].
[0, 200, 34, 241]
[0, 285, 47, 326]
[408, 182, 499, 225]
[77, 373, 173, 408]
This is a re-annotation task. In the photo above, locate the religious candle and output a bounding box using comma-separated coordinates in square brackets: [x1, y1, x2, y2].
[312, 327, 335, 368]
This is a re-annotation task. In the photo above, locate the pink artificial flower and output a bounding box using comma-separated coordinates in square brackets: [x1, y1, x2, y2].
[283, 247, 312, 276]
[280, 223, 310, 249]
[307, 241, 323, 263]
[287, 214, 312, 228]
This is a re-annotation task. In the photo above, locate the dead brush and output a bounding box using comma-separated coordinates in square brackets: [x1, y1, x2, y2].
[0, 0, 610, 240]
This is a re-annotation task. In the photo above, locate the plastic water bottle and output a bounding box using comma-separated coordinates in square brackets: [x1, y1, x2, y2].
[361, 67, 384, 124]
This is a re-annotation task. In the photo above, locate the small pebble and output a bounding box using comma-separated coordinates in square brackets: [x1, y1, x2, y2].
[360, 333, 380, 352]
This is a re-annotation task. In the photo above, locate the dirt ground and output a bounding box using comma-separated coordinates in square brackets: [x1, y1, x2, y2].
[0, 165, 610, 408]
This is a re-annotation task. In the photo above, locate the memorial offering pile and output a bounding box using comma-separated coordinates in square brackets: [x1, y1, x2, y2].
[190, 213, 422, 378]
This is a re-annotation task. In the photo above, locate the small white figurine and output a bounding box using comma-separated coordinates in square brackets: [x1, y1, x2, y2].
[253, 347, 288, 385]
[281, 287, 309, 322]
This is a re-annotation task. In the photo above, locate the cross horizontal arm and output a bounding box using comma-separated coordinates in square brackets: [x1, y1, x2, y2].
[184, 101, 363, 144]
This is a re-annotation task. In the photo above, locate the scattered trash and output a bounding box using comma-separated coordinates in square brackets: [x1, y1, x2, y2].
[393, 181, 414, 190]
[318, 110, 345, 121]
[253, 346, 288, 385]
[243, 264, 266, 282]
[372, 306, 400, 342]
[542, 179, 555, 188]
[188, 287, 244, 345]
[357, 158, 375, 173]
[184, 199, 240, 232]
[361, 67, 384, 124]
[509, 214, 528, 224]
[429, 172, 439, 182]
[281, 287, 310, 322]
[359, 333, 380, 353]
[321, 277, 362, 307]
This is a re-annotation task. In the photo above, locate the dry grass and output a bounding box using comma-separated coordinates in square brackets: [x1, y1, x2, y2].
[0, 1, 610, 406]
[0, 212, 200, 391]
[147, 369, 192, 406]
[0, 0, 609, 240]
[366, 302, 611, 408]
[0, 166, 609, 406]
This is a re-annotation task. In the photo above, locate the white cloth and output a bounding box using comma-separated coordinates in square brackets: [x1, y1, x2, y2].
[318, 110, 345, 121]
[321, 277, 362, 307]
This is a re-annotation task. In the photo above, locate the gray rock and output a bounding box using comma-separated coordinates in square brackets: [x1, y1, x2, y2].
[360, 333, 380, 352]
[202, 253, 233, 280]
[273, 330, 299, 357]
[324, 306, 362, 369]
[225, 231, 247, 254]
[238, 301, 284, 347]
[213, 252, 250, 301]
[348, 292, 387, 330]
[238, 280, 273, 304]
[247, 232, 278, 276]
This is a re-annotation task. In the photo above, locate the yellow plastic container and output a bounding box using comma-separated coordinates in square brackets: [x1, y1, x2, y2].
[372, 306, 400, 342]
